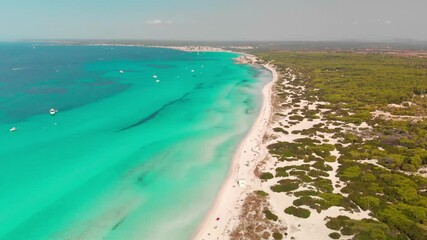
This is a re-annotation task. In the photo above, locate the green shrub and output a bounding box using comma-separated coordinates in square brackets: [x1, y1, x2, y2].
[273, 127, 289, 134]
[272, 232, 283, 240]
[254, 190, 269, 197]
[275, 169, 289, 177]
[271, 179, 301, 192]
[325, 155, 337, 162]
[356, 196, 381, 210]
[260, 172, 274, 180]
[328, 232, 340, 239]
[308, 169, 329, 178]
[293, 196, 330, 212]
[312, 177, 334, 192]
[319, 193, 344, 206]
[326, 216, 349, 230]
[312, 161, 333, 171]
[294, 190, 318, 197]
[340, 165, 362, 179]
[361, 173, 376, 182]
[326, 215, 397, 240]
[263, 209, 278, 221]
[289, 115, 304, 121]
[284, 206, 311, 218]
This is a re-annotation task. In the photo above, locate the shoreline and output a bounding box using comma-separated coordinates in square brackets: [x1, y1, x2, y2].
[193, 63, 278, 240]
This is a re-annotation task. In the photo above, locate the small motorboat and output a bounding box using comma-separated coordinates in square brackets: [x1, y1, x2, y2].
[155, 79, 160, 83]
[119, 70, 124, 74]
[10, 127, 17, 132]
[153, 75, 158, 79]
[50, 108, 58, 115]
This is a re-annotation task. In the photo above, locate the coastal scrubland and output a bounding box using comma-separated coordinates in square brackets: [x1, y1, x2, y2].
[242, 52, 427, 239]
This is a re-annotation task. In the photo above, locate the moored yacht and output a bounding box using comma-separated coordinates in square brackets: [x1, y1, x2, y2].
[50, 108, 58, 115]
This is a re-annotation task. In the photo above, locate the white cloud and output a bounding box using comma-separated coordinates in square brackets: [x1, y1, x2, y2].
[146, 19, 173, 25]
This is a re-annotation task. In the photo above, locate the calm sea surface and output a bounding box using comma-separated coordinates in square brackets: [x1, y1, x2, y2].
[0, 43, 271, 240]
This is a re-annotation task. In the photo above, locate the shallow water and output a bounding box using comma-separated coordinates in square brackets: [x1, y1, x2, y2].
[0, 43, 271, 239]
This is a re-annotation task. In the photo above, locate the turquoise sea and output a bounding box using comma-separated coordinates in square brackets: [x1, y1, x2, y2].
[0, 43, 271, 240]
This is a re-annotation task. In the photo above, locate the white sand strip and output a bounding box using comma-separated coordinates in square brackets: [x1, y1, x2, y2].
[192, 63, 279, 240]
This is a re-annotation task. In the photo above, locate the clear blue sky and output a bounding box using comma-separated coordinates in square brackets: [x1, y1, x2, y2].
[1, 0, 426, 41]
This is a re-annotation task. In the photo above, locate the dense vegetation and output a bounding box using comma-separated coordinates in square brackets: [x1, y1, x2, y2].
[261, 52, 427, 104]
[257, 51, 427, 239]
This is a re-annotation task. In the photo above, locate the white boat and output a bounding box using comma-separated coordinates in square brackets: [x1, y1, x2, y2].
[191, 69, 195, 73]
[119, 70, 124, 74]
[153, 75, 158, 79]
[10, 127, 17, 132]
[156, 79, 160, 83]
[50, 108, 58, 115]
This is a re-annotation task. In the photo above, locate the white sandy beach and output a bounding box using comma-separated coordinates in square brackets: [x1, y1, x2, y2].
[193, 63, 278, 240]
[193, 63, 376, 240]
